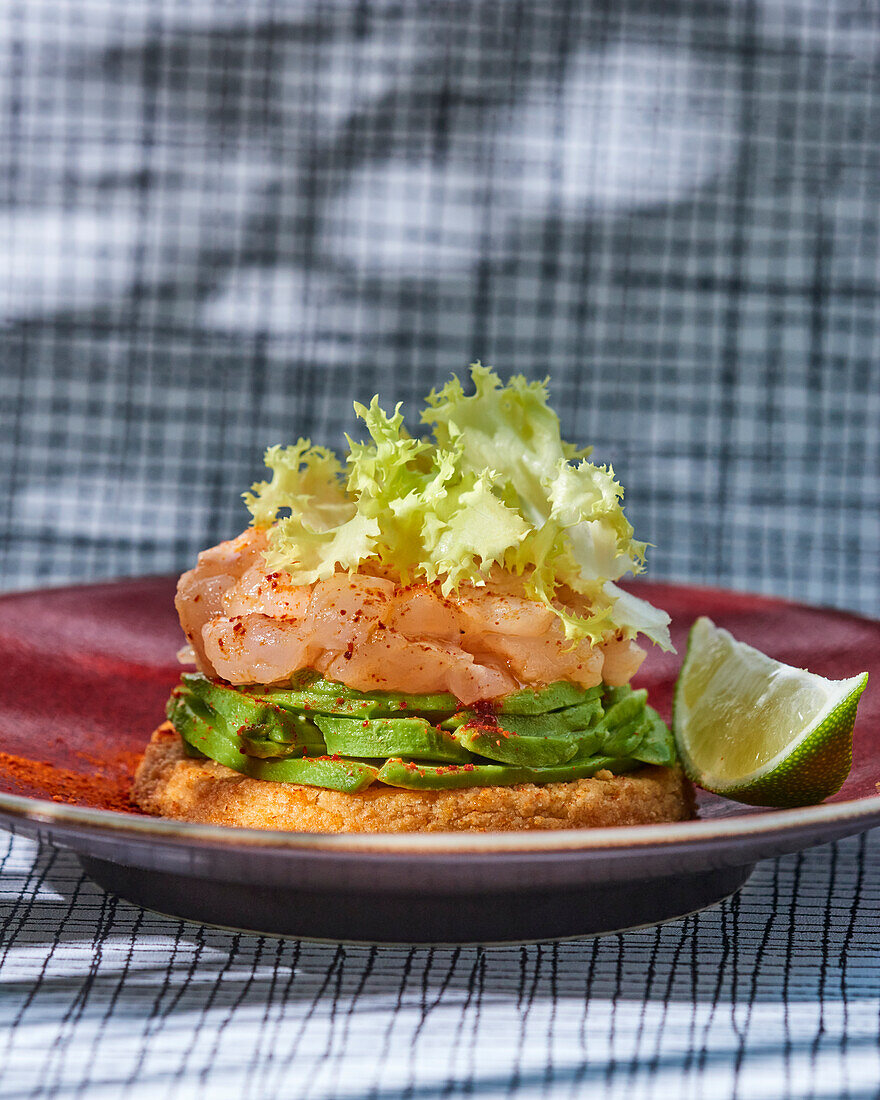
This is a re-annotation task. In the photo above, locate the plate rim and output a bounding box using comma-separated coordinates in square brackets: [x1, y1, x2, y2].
[2, 787, 879, 855]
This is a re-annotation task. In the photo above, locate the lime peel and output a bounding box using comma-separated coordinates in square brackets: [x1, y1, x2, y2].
[673, 616, 868, 808]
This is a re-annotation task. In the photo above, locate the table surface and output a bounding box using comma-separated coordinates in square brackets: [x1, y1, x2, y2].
[1, 828, 879, 1100]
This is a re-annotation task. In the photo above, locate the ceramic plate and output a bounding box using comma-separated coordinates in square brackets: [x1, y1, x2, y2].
[0, 577, 877, 943]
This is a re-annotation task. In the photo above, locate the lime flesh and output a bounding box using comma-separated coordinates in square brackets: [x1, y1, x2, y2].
[674, 617, 868, 808]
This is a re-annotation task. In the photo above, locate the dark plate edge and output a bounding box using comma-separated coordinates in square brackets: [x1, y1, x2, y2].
[1, 788, 879, 857]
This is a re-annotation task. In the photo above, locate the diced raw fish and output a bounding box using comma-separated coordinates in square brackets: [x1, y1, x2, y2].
[388, 585, 462, 641]
[598, 635, 646, 686]
[176, 527, 646, 700]
[455, 594, 554, 637]
[175, 528, 267, 675]
[203, 613, 317, 685]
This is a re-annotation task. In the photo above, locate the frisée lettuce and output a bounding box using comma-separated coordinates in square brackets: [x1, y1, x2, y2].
[243, 364, 672, 651]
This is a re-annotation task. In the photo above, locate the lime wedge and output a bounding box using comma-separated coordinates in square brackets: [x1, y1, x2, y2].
[673, 617, 868, 808]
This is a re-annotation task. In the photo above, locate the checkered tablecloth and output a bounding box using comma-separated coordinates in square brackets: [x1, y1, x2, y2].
[1, 0, 878, 613]
[1, 828, 879, 1099]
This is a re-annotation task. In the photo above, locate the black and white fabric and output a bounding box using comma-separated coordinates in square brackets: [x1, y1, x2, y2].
[1, 0, 878, 613]
[2, 829, 880, 1096]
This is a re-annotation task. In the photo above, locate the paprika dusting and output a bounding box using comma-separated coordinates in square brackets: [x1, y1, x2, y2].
[0, 749, 141, 813]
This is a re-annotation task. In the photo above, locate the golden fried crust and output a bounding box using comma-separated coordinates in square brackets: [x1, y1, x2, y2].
[133, 724, 695, 833]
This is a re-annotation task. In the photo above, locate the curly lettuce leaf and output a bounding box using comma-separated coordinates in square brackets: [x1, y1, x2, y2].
[261, 512, 380, 583]
[244, 441, 353, 531]
[422, 364, 578, 524]
[601, 581, 673, 651]
[547, 458, 646, 583]
[243, 364, 672, 650]
[421, 472, 531, 594]
[341, 400, 526, 585]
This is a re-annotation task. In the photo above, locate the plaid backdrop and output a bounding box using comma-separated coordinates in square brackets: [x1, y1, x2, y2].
[1, 0, 879, 614]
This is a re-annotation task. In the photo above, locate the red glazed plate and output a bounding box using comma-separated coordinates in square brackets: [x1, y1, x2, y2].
[0, 577, 877, 943]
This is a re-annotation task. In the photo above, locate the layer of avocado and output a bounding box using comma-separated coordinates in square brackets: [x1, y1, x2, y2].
[166, 672, 676, 792]
[313, 714, 472, 764]
[375, 755, 641, 790]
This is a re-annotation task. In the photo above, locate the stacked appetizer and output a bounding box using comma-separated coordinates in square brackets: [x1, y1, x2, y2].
[134, 365, 693, 831]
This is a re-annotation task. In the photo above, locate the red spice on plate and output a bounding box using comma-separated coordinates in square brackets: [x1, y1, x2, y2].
[0, 750, 139, 813]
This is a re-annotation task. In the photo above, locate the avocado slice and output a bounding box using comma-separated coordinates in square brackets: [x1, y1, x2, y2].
[629, 710, 676, 767]
[236, 734, 311, 759]
[288, 669, 459, 710]
[376, 755, 640, 790]
[590, 687, 676, 767]
[454, 724, 582, 767]
[444, 698, 603, 739]
[593, 688, 653, 757]
[181, 674, 325, 749]
[496, 682, 601, 715]
[170, 694, 376, 792]
[169, 693, 258, 771]
[496, 699, 602, 737]
[251, 681, 459, 720]
[246, 755, 379, 791]
[312, 714, 472, 763]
